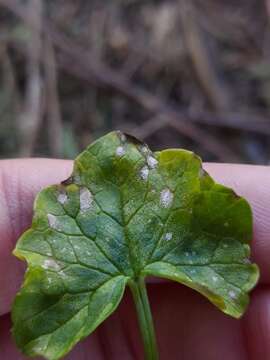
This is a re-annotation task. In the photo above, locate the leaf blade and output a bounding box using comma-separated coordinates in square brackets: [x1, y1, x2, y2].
[12, 131, 259, 358]
[12, 266, 127, 359]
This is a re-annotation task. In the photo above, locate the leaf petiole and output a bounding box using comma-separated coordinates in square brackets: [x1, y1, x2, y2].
[129, 277, 159, 360]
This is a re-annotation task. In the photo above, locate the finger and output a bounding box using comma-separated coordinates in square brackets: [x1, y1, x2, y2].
[0, 161, 269, 316]
[0, 159, 72, 316]
[151, 282, 248, 360]
[0, 283, 248, 360]
[243, 287, 270, 360]
[205, 163, 270, 284]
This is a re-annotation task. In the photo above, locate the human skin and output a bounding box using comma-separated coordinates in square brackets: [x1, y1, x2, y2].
[0, 159, 269, 360]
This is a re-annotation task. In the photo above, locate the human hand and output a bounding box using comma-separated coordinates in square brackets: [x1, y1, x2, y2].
[0, 159, 269, 359]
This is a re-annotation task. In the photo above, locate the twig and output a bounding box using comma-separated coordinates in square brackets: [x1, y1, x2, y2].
[44, 35, 63, 157]
[59, 53, 243, 161]
[124, 115, 242, 162]
[0, 42, 22, 115]
[179, 1, 232, 111]
[52, 30, 270, 136]
[1, 0, 270, 156]
[17, 0, 43, 156]
[189, 111, 270, 135]
[266, 0, 270, 26]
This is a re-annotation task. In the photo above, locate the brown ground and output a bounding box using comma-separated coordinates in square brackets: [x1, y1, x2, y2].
[0, 0, 269, 164]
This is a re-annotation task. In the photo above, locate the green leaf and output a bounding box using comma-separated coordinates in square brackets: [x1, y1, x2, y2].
[12, 131, 259, 359]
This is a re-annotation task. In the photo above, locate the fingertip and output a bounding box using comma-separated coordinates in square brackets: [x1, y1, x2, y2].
[0, 159, 73, 315]
[204, 164, 270, 284]
[243, 287, 270, 360]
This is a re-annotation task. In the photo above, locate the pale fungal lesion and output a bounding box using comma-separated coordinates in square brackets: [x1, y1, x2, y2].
[243, 258, 251, 264]
[57, 191, 68, 205]
[228, 290, 237, 299]
[164, 232, 172, 241]
[47, 213, 61, 231]
[73, 174, 81, 184]
[160, 188, 174, 208]
[32, 341, 47, 353]
[147, 155, 158, 169]
[139, 166, 149, 181]
[42, 259, 60, 271]
[59, 270, 68, 279]
[140, 145, 149, 154]
[120, 133, 126, 142]
[80, 187, 93, 211]
[115, 146, 125, 157]
[199, 167, 205, 178]
[212, 276, 218, 282]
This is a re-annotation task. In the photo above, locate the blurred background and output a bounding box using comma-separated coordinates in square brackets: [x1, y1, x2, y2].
[0, 0, 270, 163]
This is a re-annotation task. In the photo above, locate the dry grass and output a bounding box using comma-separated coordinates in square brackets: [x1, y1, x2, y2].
[0, 0, 269, 163]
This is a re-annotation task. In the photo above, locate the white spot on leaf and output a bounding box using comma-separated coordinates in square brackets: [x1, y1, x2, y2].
[42, 259, 60, 271]
[224, 222, 229, 227]
[160, 188, 174, 208]
[229, 290, 237, 299]
[74, 174, 81, 184]
[164, 232, 172, 241]
[243, 258, 251, 264]
[140, 145, 149, 154]
[47, 214, 61, 231]
[59, 270, 68, 279]
[199, 168, 205, 178]
[57, 191, 68, 205]
[140, 166, 149, 181]
[80, 187, 93, 212]
[120, 133, 126, 142]
[116, 146, 125, 157]
[212, 276, 218, 282]
[147, 155, 158, 169]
